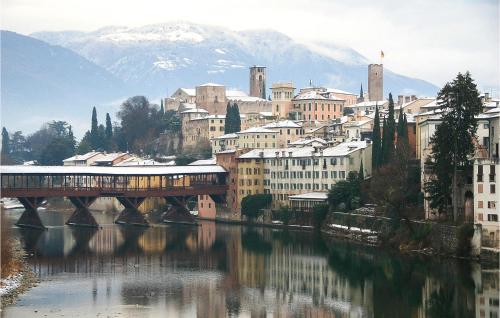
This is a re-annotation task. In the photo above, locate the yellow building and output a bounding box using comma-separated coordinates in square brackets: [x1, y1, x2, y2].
[236, 156, 265, 211]
[236, 127, 278, 149]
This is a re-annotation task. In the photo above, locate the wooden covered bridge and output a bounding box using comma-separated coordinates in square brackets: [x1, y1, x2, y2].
[0, 165, 228, 229]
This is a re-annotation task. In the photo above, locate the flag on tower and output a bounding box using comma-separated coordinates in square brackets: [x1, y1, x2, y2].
[380, 50, 385, 59]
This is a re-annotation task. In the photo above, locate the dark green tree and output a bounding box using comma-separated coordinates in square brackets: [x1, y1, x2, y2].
[241, 194, 272, 221]
[372, 106, 381, 169]
[424, 72, 482, 221]
[1, 127, 10, 156]
[105, 113, 113, 141]
[359, 160, 364, 180]
[224, 102, 233, 134]
[328, 172, 362, 211]
[233, 103, 241, 132]
[381, 117, 389, 164]
[160, 99, 165, 115]
[383, 93, 396, 163]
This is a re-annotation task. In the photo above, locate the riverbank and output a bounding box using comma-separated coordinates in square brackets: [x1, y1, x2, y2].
[199, 216, 315, 231]
[0, 242, 39, 309]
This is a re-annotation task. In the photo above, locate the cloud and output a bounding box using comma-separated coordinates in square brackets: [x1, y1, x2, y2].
[1, 0, 498, 93]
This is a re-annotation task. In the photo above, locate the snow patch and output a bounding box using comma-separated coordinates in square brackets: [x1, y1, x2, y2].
[0, 273, 22, 296]
[215, 48, 226, 54]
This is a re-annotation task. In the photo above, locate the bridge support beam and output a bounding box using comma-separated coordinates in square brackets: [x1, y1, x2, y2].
[115, 197, 148, 226]
[66, 197, 99, 227]
[163, 196, 196, 225]
[16, 197, 46, 230]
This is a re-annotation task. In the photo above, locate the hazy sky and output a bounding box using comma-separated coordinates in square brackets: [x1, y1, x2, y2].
[2, 0, 499, 93]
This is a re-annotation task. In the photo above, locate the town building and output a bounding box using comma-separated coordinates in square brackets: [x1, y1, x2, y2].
[92, 153, 132, 166]
[237, 140, 372, 209]
[63, 151, 105, 166]
[270, 82, 295, 118]
[292, 89, 345, 122]
[236, 127, 278, 149]
[262, 120, 305, 147]
[211, 133, 238, 154]
[182, 114, 226, 149]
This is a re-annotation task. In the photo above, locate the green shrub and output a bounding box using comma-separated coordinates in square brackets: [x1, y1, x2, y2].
[457, 223, 474, 257]
[241, 194, 272, 220]
[313, 204, 329, 227]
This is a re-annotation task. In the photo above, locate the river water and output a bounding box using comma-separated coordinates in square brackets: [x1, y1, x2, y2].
[1, 207, 498, 318]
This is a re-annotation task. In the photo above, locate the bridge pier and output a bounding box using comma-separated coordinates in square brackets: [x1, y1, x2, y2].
[115, 197, 148, 226]
[16, 197, 46, 230]
[66, 197, 99, 227]
[163, 196, 196, 225]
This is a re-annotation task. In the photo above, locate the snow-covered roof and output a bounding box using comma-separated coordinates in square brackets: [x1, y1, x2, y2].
[114, 157, 175, 166]
[238, 140, 370, 159]
[263, 120, 302, 129]
[236, 127, 277, 134]
[259, 112, 274, 117]
[0, 165, 227, 175]
[348, 100, 387, 108]
[289, 138, 328, 146]
[199, 83, 224, 87]
[294, 91, 327, 100]
[93, 153, 129, 163]
[179, 88, 196, 96]
[181, 108, 209, 114]
[288, 192, 328, 201]
[180, 102, 197, 109]
[325, 88, 355, 95]
[213, 133, 238, 140]
[344, 119, 373, 128]
[188, 158, 216, 165]
[63, 151, 102, 162]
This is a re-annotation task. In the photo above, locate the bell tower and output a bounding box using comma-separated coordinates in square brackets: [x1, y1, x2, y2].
[249, 66, 266, 99]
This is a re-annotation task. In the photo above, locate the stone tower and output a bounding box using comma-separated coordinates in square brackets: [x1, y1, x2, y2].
[368, 64, 383, 101]
[249, 66, 266, 99]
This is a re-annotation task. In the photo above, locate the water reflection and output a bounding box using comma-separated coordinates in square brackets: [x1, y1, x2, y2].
[1, 208, 499, 317]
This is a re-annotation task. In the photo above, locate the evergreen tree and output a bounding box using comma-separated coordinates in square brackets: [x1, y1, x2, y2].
[371, 106, 381, 169]
[233, 103, 241, 132]
[385, 93, 396, 162]
[359, 160, 364, 180]
[1, 127, 10, 156]
[381, 117, 389, 164]
[160, 99, 165, 115]
[397, 104, 404, 138]
[105, 113, 113, 150]
[90, 107, 99, 149]
[359, 83, 364, 100]
[224, 102, 233, 134]
[424, 72, 482, 221]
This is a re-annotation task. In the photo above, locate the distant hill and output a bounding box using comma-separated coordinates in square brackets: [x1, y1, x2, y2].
[32, 22, 438, 98]
[1, 30, 127, 134]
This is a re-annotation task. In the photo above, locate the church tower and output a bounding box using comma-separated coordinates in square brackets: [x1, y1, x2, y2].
[249, 66, 266, 99]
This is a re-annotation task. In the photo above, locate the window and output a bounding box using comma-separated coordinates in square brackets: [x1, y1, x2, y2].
[487, 201, 496, 209]
[478, 201, 483, 208]
[478, 184, 483, 193]
[487, 214, 498, 222]
[491, 184, 496, 194]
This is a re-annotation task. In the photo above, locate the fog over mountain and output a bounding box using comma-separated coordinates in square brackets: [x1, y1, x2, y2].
[2, 22, 438, 135]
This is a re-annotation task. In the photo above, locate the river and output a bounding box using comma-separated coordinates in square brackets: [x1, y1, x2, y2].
[1, 207, 498, 317]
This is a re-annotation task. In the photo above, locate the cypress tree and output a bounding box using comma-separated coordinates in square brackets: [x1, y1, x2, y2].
[359, 160, 364, 180]
[90, 107, 98, 149]
[105, 113, 113, 140]
[224, 102, 232, 134]
[381, 117, 389, 165]
[371, 106, 381, 169]
[160, 99, 165, 115]
[386, 93, 396, 161]
[233, 103, 241, 132]
[1, 127, 10, 155]
[397, 104, 405, 141]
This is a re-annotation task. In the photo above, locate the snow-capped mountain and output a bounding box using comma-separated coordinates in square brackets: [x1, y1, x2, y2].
[32, 22, 438, 98]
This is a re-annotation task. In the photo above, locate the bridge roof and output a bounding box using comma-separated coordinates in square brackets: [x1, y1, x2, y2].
[0, 165, 227, 176]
